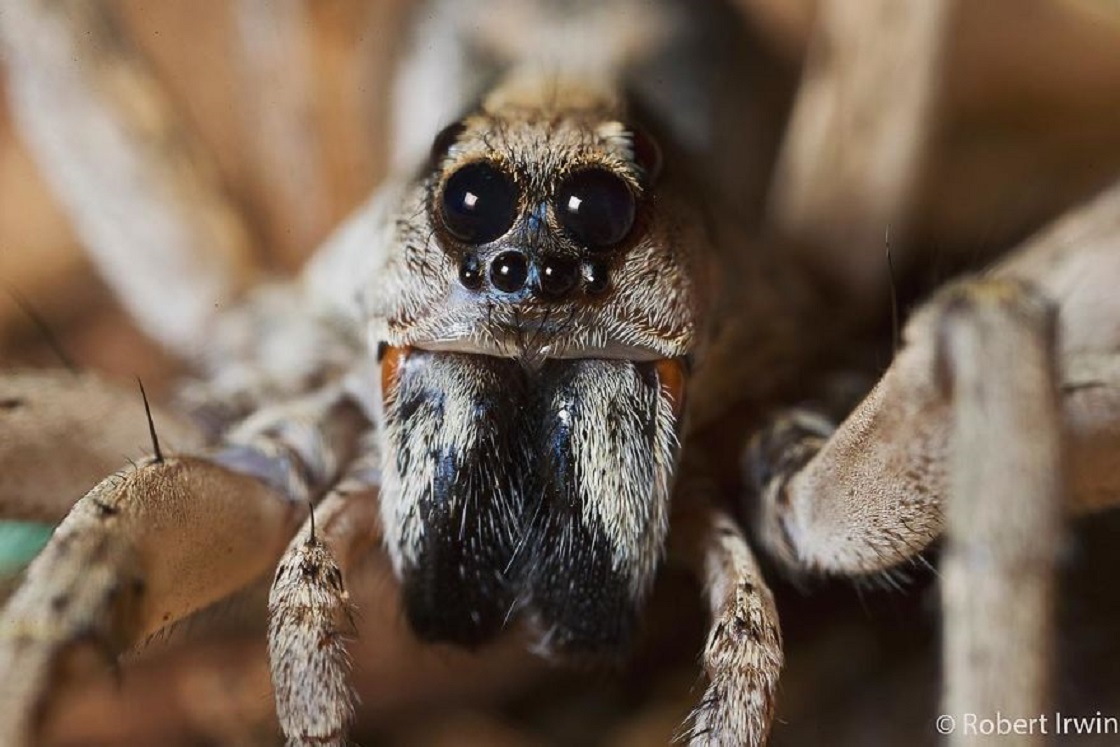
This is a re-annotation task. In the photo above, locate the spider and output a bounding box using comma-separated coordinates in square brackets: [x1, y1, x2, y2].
[2, 0, 1119, 745]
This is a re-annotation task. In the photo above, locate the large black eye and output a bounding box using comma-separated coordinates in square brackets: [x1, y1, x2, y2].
[440, 163, 519, 244]
[556, 169, 636, 251]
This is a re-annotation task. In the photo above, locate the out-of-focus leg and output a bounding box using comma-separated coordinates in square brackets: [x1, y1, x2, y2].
[936, 282, 1063, 745]
[0, 458, 299, 746]
[0, 0, 256, 355]
[749, 179, 1120, 578]
[0, 385, 365, 746]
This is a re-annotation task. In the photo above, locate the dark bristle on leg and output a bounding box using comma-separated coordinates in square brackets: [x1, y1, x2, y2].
[136, 378, 163, 464]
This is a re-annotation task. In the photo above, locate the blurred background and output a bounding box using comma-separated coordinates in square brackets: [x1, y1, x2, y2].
[2, 0, 1120, 744]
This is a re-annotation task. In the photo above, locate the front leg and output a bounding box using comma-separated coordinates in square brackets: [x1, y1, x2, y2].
[936, 281, 1063, 740]
[0, 457, 298, 746]
[269, 439, 381, 747]
[749, 178, 1120, 577]
[746, 178, 1120, 740]
[0, 383, 364, 746]
[672, 475, 782, 747]
[759, 278, 1067, 739]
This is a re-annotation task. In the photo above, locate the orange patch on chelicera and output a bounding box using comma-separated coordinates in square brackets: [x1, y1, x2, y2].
[379, 344, 409, 399]
[655, 358, 688, 419]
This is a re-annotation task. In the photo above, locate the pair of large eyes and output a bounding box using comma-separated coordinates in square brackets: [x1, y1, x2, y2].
[440, 163, 637, 250]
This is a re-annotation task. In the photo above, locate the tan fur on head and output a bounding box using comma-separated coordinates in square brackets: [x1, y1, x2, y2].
[365, 71, 702, 363]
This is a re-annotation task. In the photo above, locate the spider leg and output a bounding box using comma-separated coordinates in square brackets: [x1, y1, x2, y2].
[0, 458, 295, 746]
[936, 280, 1063, 735]
[1, 0, 256, 356]
[749, 179, 1120, 578]
[772, 0, 951, 300]
[0, 384, 366, 746]
[747, 179, 1120, 738]
[672, 481, 782, 747]
[269, 439, 381, 747]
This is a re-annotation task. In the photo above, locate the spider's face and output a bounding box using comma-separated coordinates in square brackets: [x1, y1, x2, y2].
[369, 82, 701, 655]
[369, 89, 698, 362]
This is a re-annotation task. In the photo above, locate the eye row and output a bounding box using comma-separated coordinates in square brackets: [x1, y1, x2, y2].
[439, 162, 637, 251]
[459, 250, 611, 297]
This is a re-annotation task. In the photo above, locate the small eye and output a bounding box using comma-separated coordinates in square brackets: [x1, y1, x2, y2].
[458, 253, 483, 289]
[537, 256, 580, 299]
[556, 169, 636, 251]
[490, 250, 529, 293]
[440, 163, 519, 244]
